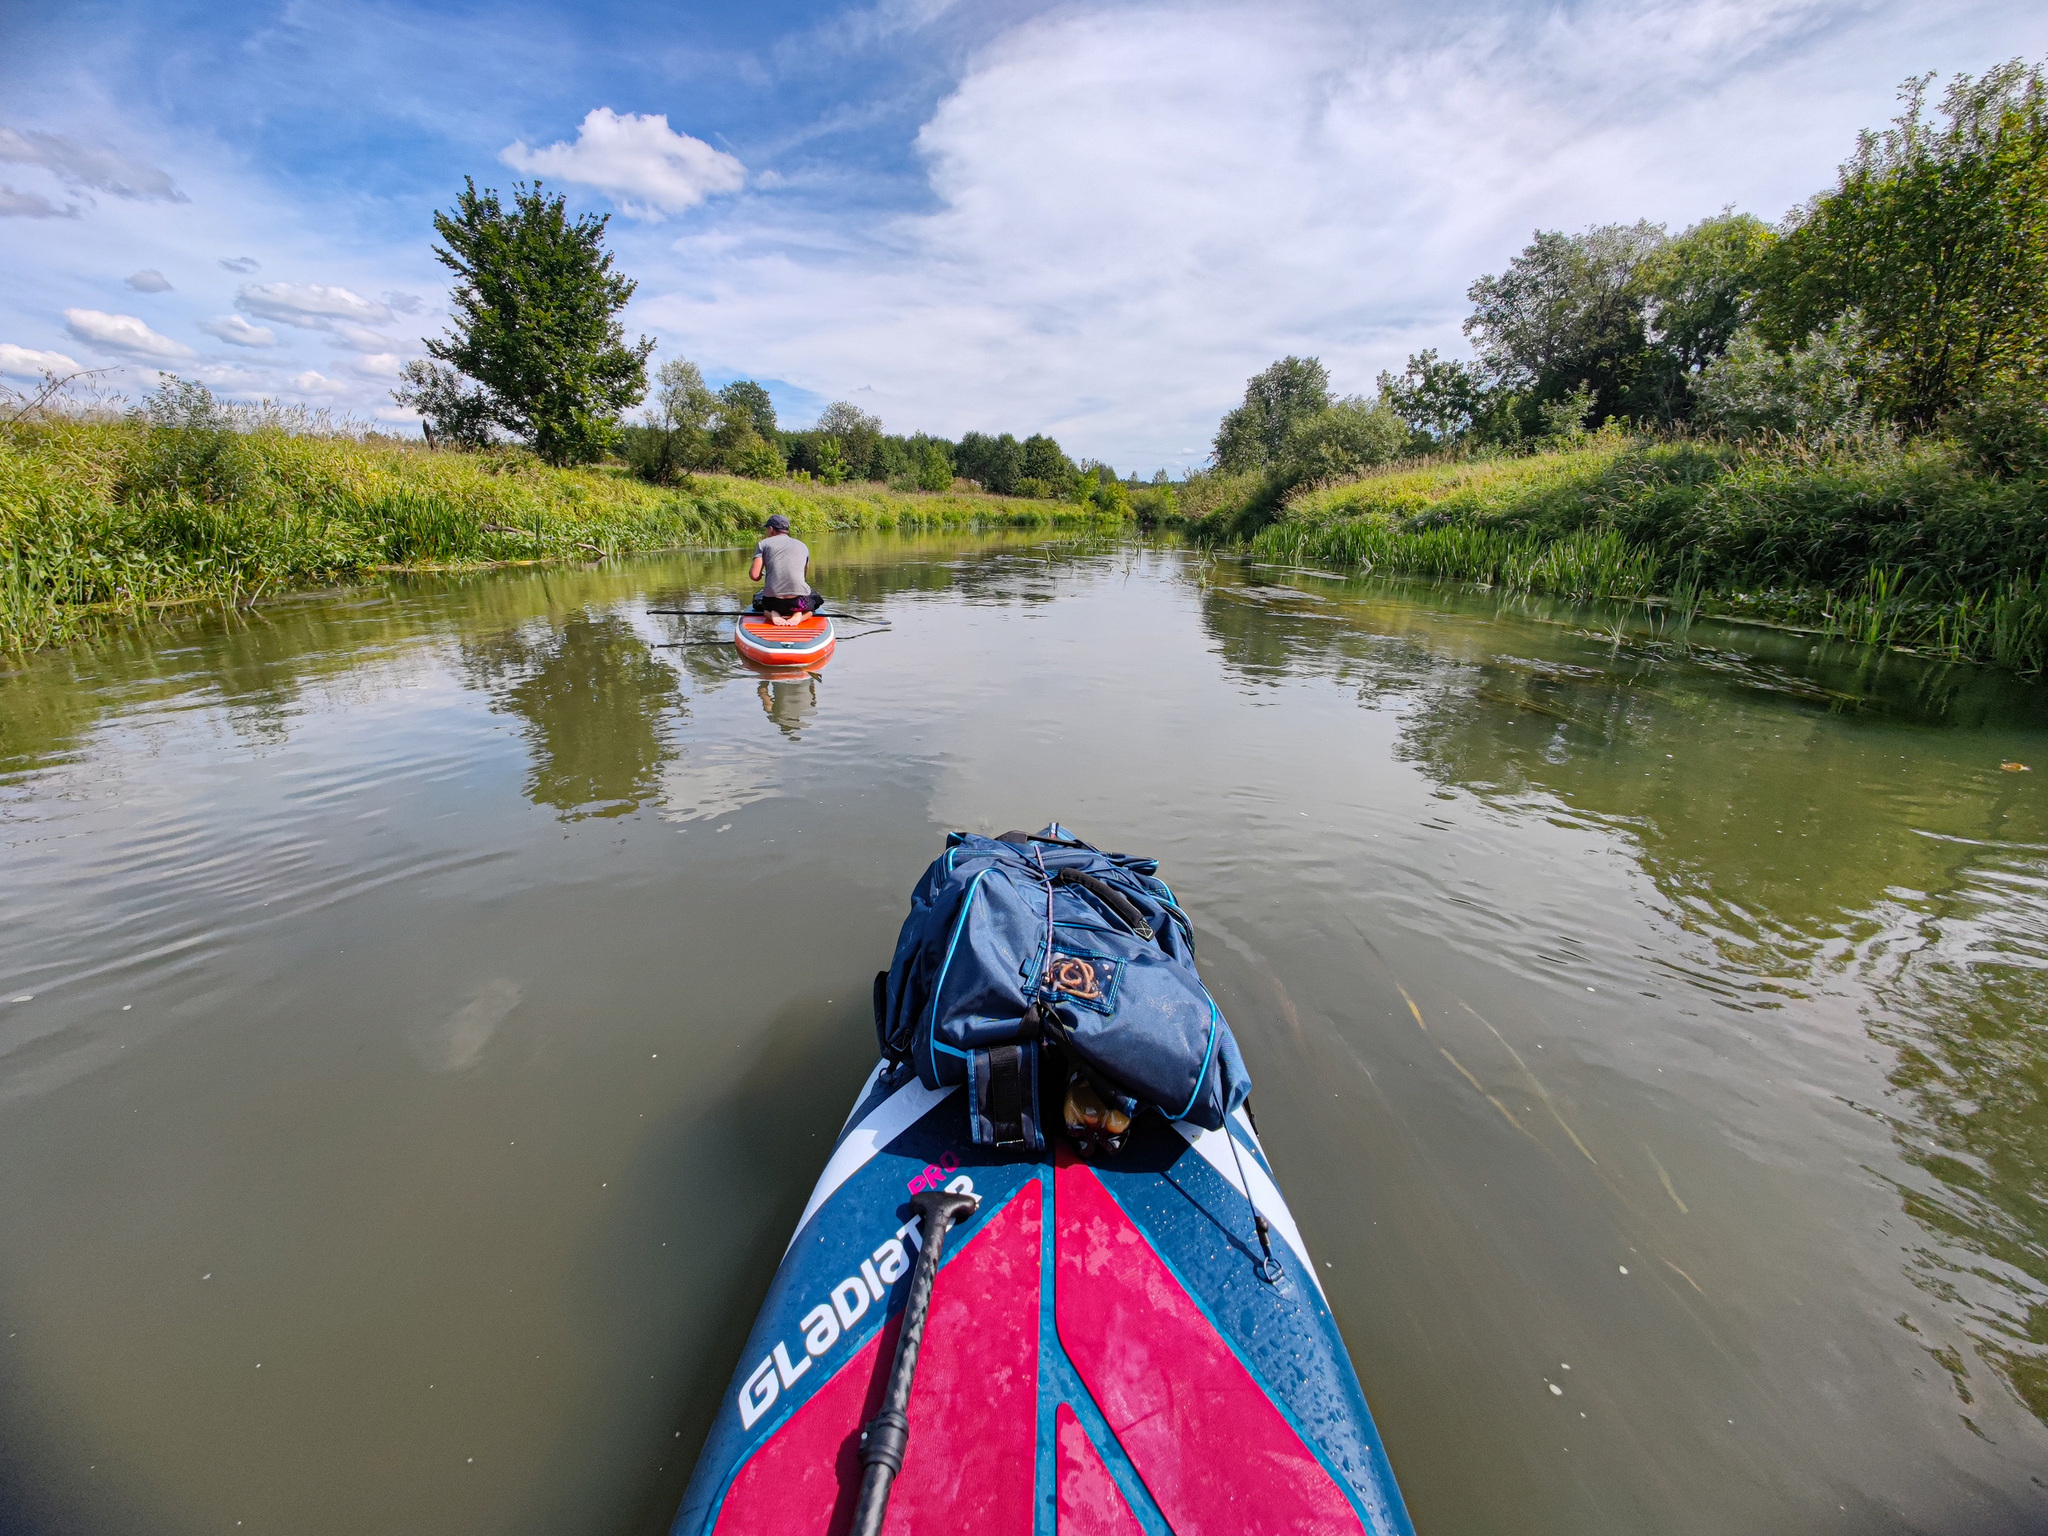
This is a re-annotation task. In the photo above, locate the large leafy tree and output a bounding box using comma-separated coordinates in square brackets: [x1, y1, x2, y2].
[1463, 222, 1665, 425]
[1635, 213, 1777, 423]
[422, 178, 652, 466]
[956, 431, 1025, 494]
[1755, 60, 2048, 428]
[1211, 356, 1331, 472]
[718, 380, 778, 440]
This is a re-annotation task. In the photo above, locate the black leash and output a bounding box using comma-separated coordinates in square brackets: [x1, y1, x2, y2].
[1224, 1120, 1282, 1283]
[851, 1188, 979, 1536]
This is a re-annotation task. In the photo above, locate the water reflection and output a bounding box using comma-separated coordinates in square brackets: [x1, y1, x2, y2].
[4, 533, 2046, 1536]
[755, 675, 819, 740]
[462, 611, 683, 819]
[1198, 560, 2048, 1429]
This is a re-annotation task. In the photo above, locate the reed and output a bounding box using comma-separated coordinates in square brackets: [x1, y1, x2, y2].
[0, 417, 1110, 653]
[1246, 432, 2048, 674]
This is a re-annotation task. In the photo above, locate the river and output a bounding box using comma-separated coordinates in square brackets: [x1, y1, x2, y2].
[2, 533, 2044, 1534]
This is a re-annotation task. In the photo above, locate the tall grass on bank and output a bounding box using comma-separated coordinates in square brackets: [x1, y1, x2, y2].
[1243, 433, 2048, 674]
[0, 417, 1107, 653]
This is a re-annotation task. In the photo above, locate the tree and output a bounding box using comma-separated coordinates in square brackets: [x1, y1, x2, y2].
[421, 178, 652, 466]
[1022, 433, 1076, 489]
[1463, 222, 1666, 425]
[626, 357, 716, 483]
[1635, 212, 1777, 422]
[1376, 350, 1487, 445]
[1754, 60, 2048, 428]
[956, 431, 1024, 493]
[818, 401, 883, 479]
[709, 380, 783, 476]
[916, 441, 953, 492]
[717, 381, 777, 440]
[1212, 357, 1331, 472]
[392, 359, 495, 449]
[1279, 398, 1410, 483]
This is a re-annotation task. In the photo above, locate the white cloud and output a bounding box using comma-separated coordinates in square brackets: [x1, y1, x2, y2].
[187, 363, 271, 390]
[0, 184, 76, 218]
[0, 342, 85, 377]
[237, 281, 393, 330]
[125, 268, 172, 292]
[289, 369, 350, 395]
[220, 256, 260, 273]
[198, 314, 280, 348]
[328, 321, 402, 353]
[502, 107, 746, 217]
[0, 127, 184, 201]
[348, 352, 405, 378]
[637, 0, 2023, 468]
[63, 307, 195, 360]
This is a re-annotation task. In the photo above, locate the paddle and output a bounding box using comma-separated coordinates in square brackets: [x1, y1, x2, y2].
[850, 1187, 979, 1536]
[647, 608, 891, 622]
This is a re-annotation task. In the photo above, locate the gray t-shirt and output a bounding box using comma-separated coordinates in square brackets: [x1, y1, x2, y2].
[755, 534, 811, 597]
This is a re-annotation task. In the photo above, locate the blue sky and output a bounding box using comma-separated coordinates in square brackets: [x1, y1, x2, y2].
[2, 0, 2042, 472]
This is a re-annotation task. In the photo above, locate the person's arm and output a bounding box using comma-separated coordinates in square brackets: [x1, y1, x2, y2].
[750, 554, 765, 583]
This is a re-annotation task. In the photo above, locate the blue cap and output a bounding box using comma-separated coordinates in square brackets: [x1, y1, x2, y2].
[764, 514, 791, 532]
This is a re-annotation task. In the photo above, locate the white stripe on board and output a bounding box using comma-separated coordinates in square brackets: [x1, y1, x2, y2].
[786, 1076, 957, 1255]
[1172, 1119, 1328, 1302]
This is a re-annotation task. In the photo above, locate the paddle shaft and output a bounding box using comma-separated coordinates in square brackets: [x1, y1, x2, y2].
[850, 1188, 978, 1536]
[646, 608, 889, 622]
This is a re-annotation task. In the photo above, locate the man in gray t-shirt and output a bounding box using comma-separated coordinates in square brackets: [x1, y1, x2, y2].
[749, 514, 817, 626]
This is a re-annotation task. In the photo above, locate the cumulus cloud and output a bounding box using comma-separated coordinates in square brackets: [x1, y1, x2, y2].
[0, 184, 76, 218]
[638, 0, 1998, 467]
[502, 107, 746, 217]
[219, 256, 261, 274]
[0, 343, 86, 378]
[198, 314, 280, 348]
[126, 269, 173, 292]
[63, 307, 195, 360]
[0, 127, 184, 201]
[238, 281, 392, 329]
[289, 370, 350, 395]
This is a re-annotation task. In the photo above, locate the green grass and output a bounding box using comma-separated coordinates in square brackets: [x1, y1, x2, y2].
[0, 419, 1112, 653]
[1240, 433, 2048, 674]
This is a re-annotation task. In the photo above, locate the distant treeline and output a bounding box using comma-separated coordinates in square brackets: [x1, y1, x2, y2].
[1190, 58, 2048, 533]
[619, 361, 1168, 508]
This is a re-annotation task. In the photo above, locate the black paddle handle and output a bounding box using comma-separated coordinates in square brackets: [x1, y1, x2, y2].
[850, 1188, 978, 1536]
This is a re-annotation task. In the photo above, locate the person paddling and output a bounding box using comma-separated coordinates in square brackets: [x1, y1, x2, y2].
[749, 514, 819, 626]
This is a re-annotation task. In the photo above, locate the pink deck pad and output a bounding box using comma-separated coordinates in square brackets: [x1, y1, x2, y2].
[1053, 1156, 1367, 1536]
[712, 1179, 1042, 1535]
[1055, 1403, 1145, 1536]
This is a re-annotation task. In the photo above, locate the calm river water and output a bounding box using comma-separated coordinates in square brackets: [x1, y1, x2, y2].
[2, 533, 2045, 1534]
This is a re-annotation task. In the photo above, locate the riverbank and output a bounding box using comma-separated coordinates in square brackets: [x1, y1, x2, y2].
[1201, 433, 2048, 673]
[0, 419, 1106, 653]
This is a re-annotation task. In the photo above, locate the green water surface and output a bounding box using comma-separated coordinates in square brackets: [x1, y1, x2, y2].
[1, 534, 2044, 1534]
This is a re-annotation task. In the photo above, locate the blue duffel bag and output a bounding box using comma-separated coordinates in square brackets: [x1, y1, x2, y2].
[874, 824, 1251, 1153]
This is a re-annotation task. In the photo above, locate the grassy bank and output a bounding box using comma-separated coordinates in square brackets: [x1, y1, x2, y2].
[1225, 433, 2048, 674]
[0, 418, 1105, 653]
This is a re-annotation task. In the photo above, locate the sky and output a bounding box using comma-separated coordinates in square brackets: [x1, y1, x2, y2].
[2, 0, 2042, 473]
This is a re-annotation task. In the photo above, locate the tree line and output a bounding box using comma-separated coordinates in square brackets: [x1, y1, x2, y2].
[1204, 58, 2048, 499]
[619, 361, 1147, 501]
[392, 178, 1139, 502]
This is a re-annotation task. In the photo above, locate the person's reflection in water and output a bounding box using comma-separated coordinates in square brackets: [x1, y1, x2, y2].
[757, 675, 818, 740]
